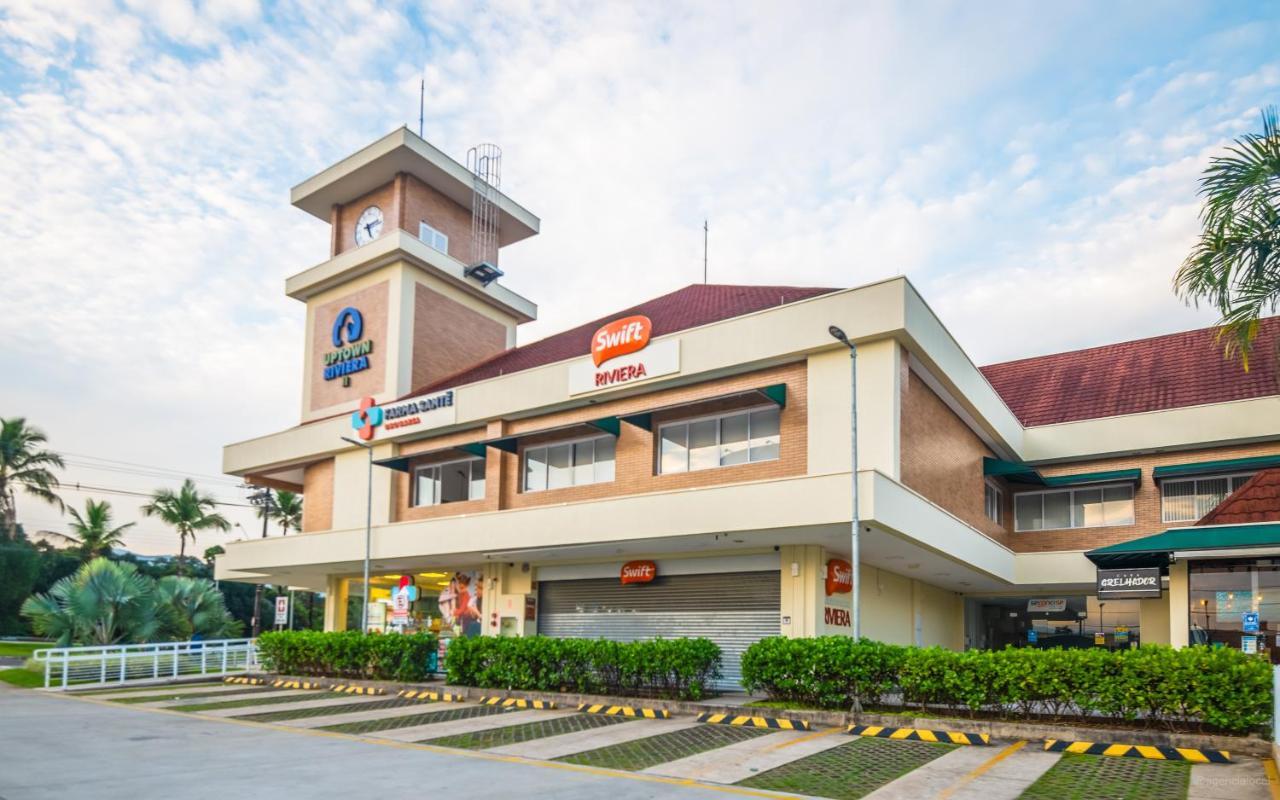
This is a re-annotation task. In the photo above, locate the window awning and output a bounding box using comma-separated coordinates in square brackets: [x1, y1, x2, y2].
[483, 417, 621, 455]
[983, 457, 1142, 488]
[620, 384, 787, 431]
[374, 442, 488, 473]
[1085, 523, 1280, 569]
[1152, 454, 1280, 480]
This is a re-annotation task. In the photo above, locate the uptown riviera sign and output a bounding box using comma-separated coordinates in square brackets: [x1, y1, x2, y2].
[324, 307, 374, 386]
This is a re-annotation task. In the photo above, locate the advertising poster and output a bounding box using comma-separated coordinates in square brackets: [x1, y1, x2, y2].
[438, 570, 484, 637]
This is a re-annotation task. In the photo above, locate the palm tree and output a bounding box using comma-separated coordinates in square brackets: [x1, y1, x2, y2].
[140, 479, 230, 576]
[66, 498, 134, 561]
[21, 558, 162, 646]
[203, 545, 225, 568]
[0, 417, 64, 541]
[271, 490, 303, 535]
[155, 575, 241, 639]
[1174, 106, 1280, 368]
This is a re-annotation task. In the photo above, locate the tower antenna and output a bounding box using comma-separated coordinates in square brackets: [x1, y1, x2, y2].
[703, 219, 709, 284]
[418, 78, 425, 138]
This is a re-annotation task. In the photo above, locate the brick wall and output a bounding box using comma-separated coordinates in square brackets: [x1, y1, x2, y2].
[1010, 440, 1280, 552]
[301, 460, 334, 533]
[330, 174, 474, 260]
[900, 368, 1008, 545]
[307, 280, 389, 412]
[410, 282, 508, 392]
[384, 362, 806, 522]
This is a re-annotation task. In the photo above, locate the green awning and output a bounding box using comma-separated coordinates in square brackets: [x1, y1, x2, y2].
[484, 417, 621, 454]
[1086, 523, 1280, 569]
[374, 441, 488, 473]
[622, 384, 787, 431]
[1152, 454, 1280, 480]
[983, 457, 1141, 487]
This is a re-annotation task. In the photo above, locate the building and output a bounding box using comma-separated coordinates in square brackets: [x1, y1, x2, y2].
[218, 128, 1280, 683]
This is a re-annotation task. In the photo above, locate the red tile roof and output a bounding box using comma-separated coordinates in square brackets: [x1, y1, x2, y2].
[408, 283, 838, 396]
[980, 317, 1280, 427]
[1197, 469, 1280, 526]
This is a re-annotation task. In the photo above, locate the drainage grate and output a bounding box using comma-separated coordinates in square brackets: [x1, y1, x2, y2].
[557, 723, 768, 772]
[1020, 753, 1190, 800]
[736, 736, 953, 800]
[319, 704, 506, 735]
[421, 713, 632, 749]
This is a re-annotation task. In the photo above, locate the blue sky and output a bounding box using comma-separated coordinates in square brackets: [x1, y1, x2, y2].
[1, 0, 1277, 552]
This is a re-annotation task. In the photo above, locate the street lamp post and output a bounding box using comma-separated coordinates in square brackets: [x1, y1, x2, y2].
[248, 489, 275, 638]
[341, 436, 375, 634]
[827, 326, 860, 644]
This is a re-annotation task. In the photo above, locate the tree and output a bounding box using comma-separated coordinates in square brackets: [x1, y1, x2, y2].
[140, 479, 230, 577]
[270, 490, 303, 535]
[1174, 106, 1280, 368]
[20, 558, 162, 646]
[66, 498, 135, 561]
[203, 545, 225, 568]
[0, 417, 64, 541]
[155, 576, 241, 639]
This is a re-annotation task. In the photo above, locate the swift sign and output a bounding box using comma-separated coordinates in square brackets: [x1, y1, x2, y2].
[825, 559, 853, 596]
[569, 315, 679, 395]
[620, 560, 657, 585]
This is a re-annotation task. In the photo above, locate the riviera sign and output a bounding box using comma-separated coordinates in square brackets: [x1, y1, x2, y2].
[324, 307, 373, 386]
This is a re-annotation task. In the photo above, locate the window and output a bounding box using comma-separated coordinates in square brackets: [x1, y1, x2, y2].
[413, 458, 484, 506]
[1013, 484, 1134, 532]
[524, 435, 616, 492]
[418, 221, 449, 254]
[1162, 473, 1253, 523]
[658, 406, 781, 474]
[984, 480, 1003, 524]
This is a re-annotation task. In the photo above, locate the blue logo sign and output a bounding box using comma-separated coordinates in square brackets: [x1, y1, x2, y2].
[1027, 629, 1038, 644]
[332, 307, 363, 347]
[1243, 611, 1260, 633]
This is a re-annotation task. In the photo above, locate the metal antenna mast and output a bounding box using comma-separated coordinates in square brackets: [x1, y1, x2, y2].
[418, 78, 424, 137]
[703, 219, 709, 283]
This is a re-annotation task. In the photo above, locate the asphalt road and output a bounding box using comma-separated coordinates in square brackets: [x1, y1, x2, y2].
[0, 685, 735, 800]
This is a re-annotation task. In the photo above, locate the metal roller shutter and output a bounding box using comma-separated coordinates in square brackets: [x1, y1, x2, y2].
[537, 570, 780, 688]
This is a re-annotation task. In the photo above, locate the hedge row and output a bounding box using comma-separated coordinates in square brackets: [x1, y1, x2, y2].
[445, 636, 721, 700]
[740, 637, 1273, 734]
[256, 630, 436, 682]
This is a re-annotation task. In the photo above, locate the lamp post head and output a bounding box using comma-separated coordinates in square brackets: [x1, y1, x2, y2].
[340, 435, 372, 449]
[828, 325, 851, 347]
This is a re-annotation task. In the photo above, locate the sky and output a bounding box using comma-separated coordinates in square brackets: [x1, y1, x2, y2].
[1, 0, 1278, 555]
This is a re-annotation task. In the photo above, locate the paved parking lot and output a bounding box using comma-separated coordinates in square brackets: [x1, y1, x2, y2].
[0, 681, 1273, 800]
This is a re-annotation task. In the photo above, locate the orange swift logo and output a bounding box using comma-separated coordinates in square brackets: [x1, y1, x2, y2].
[592, 315, 652, 366]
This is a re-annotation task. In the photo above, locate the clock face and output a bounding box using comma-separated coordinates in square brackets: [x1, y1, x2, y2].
[354, 206, 383, 245]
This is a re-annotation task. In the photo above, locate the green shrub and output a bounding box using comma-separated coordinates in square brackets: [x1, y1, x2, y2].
[444, 636, 721, 700]
[256, 630, 436, 682]
[739, 638, 1272, 735]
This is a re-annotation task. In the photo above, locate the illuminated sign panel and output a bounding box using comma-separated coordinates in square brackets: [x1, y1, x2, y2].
[324, 306, 374, 386]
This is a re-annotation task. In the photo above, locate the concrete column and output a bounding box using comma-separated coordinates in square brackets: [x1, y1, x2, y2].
[779, 545, 823, 637]
[1139, 597, 1171, 645]
[323, 576, 349, 632]
[805, 339, 901, 479]
[1168, 560, 1189, 648]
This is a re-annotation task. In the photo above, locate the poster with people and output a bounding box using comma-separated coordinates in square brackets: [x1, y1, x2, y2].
[438, 570, 483, 637]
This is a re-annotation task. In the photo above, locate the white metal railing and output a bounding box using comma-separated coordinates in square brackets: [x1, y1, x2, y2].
[33, 638, 258, 690]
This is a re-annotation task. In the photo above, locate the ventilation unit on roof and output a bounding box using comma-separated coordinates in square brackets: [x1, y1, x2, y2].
[466, 143, 504, 286]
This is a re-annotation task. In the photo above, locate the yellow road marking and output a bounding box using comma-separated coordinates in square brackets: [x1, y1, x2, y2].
[1264, 759, 1280, 800]
[937, 740, 1028, 800]
[47, 690, 799, 799]
[769, 725, 844, 750]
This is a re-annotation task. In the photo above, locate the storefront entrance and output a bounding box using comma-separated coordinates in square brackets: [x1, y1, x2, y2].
[964, 595, 1141, 650]
[537, 570, 780, 688]
[1189, 557, 1280, 663]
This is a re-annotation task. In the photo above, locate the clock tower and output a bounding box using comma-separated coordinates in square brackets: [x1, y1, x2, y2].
[285, 128, 539, 424]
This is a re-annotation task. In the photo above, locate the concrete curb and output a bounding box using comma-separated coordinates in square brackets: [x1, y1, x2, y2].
[697, 712, 810, 730]
[1044, 738, 1232, 763]
[578, 703, 670, 719]
[848, 724, 990, 746]
[252, 672, 1273, 758]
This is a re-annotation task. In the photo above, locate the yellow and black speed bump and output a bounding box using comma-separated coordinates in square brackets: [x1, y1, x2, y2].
[847, 725, 991, 746]
[329, 684, 386, 696]
[577, 703, 671, 719]
[478, 697, 555, 710]
[270, 679, 327, 690]
[697, 712, 810, 730]
[396, 689, 466, 703]
[1044, 739, 1230, 763]
[223, 676, 265, 685]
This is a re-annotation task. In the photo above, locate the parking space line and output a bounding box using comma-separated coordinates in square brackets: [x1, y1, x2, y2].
[769, 725, 843, 750]
[937, 740, 1026, 800]
[1265, 759, 1280, 800]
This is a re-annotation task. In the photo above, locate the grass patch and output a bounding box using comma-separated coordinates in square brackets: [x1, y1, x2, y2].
[737, 737, 953, 799]
[1019, 753, 1190, 800]
[113, 687, 273, 704]
[0, 667, 44, 688]
[73, 681, 225, 696]
[0, 642, 50, 658]
[557, 724, 768, 772]
[168, 691, 330, 712]
[318, 704, 504, 734]
[421, 713, 631, 749]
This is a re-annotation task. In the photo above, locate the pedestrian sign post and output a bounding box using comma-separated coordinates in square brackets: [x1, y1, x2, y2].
[274, 596, 289, 627]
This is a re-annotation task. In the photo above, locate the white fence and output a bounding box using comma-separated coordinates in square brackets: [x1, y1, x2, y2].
[33, 638, 258, 690]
